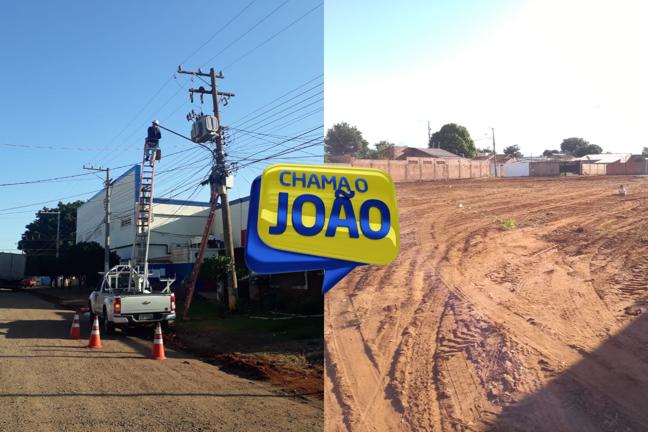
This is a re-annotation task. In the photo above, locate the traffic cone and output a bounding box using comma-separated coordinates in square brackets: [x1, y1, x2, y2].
[151, 322, 166, 360]
[69, 312, 81, 339]
[87, 315, 103, 349]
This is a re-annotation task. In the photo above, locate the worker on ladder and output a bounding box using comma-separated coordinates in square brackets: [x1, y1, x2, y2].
[145, 120, 162, 162]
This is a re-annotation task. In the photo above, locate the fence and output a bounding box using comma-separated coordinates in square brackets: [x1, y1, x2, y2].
[350, 157, 491, 182]
[580, 163, 606, 176]
[606, 160, 648, 175]
[529, 161, 560, 176]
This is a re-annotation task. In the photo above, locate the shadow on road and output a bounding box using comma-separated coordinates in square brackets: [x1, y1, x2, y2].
[0, 355, 145, 359]
[491, 313, 648, 431]
[0, 319, 69, 339]
[0, 391, 320, 398]
[0, 288, 68, 310]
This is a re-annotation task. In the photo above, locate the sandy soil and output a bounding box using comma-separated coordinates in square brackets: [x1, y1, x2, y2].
[325, 176, 648, 432]
[0, 290, 322, 431]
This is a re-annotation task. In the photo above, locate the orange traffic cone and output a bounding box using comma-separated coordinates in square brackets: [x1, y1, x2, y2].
[69, 312, 81, 339]
[87, 315, 103, 349]
[151, 323, 166, 360]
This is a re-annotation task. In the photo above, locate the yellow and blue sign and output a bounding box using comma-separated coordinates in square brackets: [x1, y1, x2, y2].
[245, 164, 399, 293]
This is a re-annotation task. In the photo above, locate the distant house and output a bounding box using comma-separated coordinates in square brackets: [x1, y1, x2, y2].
[575, 153, 632, 164]
[392, 146, 461, 159]
[501, 157, 546, 177]
[475, 153, 512, 177]
[545, 153, 574, 161]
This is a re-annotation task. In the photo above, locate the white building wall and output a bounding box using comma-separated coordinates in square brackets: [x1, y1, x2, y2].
[147, 199, 210, 259]
[503, 161, 530, 177]
[76, 165, 213, 261]
[212, 197, 249, 248]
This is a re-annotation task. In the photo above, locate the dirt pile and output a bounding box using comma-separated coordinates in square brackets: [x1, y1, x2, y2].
[325, 176, 648, 431]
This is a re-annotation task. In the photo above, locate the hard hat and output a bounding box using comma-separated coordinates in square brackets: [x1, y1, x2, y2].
[153, 119, 160, 125]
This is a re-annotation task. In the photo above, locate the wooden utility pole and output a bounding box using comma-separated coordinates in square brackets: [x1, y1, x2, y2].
[491, 128, 498, 177]
[38, 211, 61, 258]
[178, 66, 238, 315]
[84, 165, 111, 272]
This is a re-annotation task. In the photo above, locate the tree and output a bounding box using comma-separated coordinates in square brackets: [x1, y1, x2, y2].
[543, 149, 560, 157]
[478, 147, 493, 155]
[59, 242, 119, 285]
[15, 201, 119, 280]
[503, 145, 523, 158]
[324, 122, 369, 158]
[429, 123, 477, 158]
[374, 140, 395, 159]
[18, 201, 83, 255]
[560, 137, 603, 157]
[642, 147, 648, 157]
[560, 137, 589, 155]
[574, 144, 602, 157]
[198, 255, 233, 283]
[360, 140, 395, 159]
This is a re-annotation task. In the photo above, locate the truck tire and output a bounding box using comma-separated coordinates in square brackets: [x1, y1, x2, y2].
[161, 320, 172, 332]
[102, 307, 116, 335]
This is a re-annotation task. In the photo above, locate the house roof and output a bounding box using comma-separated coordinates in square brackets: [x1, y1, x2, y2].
[576, 153, 632, 164]
[406, 147, 461, 158]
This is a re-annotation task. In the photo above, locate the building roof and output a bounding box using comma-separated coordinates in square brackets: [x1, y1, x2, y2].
[576, 153, 632, 164]
[413, 147, 461, 158]
[393, 146, 461, 158]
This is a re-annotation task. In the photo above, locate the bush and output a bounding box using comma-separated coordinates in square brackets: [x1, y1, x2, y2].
[198, 255, 233, 283]
[502, 218, 517, 230]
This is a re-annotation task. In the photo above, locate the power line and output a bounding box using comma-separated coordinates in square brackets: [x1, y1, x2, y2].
[180, 0, 260, 66]
[198, 0, 292, 68]
[0, 142, 140, 152]
[230, 125, 322, 164]
[222, 2, 323, 71]
[91, 2, 262, 167]
[228, 74, 322, 126]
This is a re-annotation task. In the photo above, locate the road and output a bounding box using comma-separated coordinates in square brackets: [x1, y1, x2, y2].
[326, 176, 648, 431]
[0, 289, 322, 432]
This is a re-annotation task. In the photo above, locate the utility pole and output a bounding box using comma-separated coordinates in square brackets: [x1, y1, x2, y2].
[84, 165, 111, 272]
[38, 211, 61, 258]
[491, 127, 498, 177]
[178, 65, 238, 314]
[427, 121, 432, 146]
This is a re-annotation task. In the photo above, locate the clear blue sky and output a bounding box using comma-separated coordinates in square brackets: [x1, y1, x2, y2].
[0, 0, 323, 253]
[326, 0, 648, 156]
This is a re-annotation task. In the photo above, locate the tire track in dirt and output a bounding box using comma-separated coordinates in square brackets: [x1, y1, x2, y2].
[326, 176, 648, 431]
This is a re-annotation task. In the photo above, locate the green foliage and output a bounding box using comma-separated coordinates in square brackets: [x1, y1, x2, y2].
[199, 255, 233, 283]
[429, 123, 477, 158]
[503, 145, 523, 158]
[642, 147, 648, 157]
[560, 137, 603, 157]
[25, 241, 119, 283]
[543, 149, 560, 157]
[575, 144, 602, 157]
[18, 201, 83, 254]
[502, 217, 517, 230]
[16, 201, 115, 279]
[324, 122, 369, 158]
[61, 242, 119, 284]
[478, 147, 493, 154]
[360, 140, 395, 159]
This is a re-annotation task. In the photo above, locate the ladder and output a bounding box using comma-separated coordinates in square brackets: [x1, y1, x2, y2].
[131, 143, 158, 282]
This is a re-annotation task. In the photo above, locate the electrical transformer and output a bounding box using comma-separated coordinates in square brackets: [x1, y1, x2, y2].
[191, 115, 219, 143]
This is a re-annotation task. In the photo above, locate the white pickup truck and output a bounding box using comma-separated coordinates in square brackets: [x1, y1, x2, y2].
[89, 264, 176, 334]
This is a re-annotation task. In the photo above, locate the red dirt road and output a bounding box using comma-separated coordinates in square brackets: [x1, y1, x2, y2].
[325, 176, 648, 431]
[0, 290, 322, 431]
